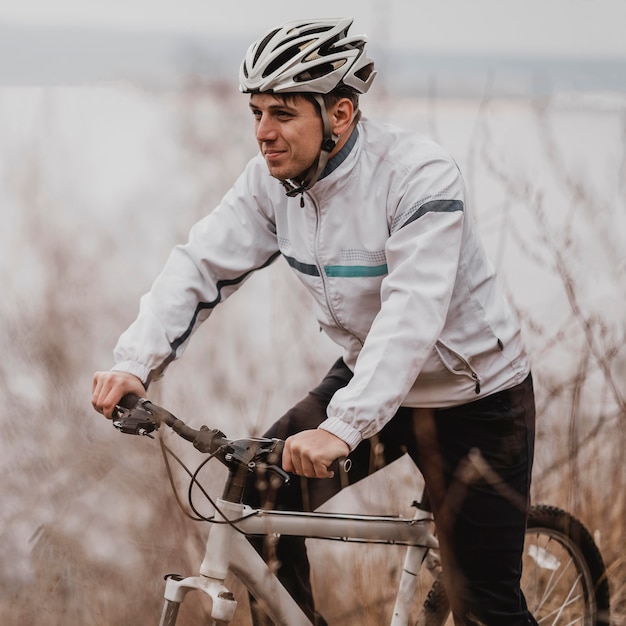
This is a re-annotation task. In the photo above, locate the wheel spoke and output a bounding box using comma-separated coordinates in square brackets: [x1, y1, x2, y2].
[551, 577, 586, 624]
[523, 530, 591, 625]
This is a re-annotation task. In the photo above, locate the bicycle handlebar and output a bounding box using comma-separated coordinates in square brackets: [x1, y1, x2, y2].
[113, 393, 201, 441]
[112, 394, 351, 488]
[112, 394, 289, 482]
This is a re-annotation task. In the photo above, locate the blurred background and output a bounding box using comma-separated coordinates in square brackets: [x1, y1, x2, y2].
[1, 1, 624, 624]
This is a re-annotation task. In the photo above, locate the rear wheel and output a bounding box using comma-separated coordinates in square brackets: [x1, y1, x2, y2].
[416, 504, 610, 625]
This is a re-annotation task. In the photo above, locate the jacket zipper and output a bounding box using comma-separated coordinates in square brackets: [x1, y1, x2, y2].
[308, 192, 364, 347]
[437, 340, 482, 394]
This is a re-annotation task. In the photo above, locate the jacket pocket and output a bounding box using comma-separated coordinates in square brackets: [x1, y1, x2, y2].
[434, 340, 481, 394]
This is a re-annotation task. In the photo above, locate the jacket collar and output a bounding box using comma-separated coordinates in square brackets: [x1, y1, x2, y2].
[319, 126, 359, 181]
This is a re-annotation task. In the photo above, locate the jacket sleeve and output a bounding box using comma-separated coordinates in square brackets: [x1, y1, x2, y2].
[320, 153, 466, 450]
[112, 158, 280, 385]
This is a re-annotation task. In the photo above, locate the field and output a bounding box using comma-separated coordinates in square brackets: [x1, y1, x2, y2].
[0, 81, 624, 624]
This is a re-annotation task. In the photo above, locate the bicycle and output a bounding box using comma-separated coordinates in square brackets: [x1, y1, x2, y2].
[112, 395, 611, 626]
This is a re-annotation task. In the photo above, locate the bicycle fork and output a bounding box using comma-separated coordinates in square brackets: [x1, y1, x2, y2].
[158, 500, 242, 626]
[157, 498, 313, 626]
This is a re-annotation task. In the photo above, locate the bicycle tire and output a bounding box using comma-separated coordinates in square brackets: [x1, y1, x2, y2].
[415, 504, 611, 626]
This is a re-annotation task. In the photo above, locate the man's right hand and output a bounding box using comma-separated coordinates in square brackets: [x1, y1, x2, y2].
[92, 370, 146, 419]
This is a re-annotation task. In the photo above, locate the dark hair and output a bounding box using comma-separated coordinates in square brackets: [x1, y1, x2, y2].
[319, 86, 360, 110]
[276, 87, 360, 115]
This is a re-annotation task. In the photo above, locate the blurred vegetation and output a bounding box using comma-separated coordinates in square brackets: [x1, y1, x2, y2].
[0, 79, 623, 624]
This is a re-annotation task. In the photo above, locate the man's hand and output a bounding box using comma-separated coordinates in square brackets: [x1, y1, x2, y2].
[92, 370, 146, 419]
[283, 429, 350, 479]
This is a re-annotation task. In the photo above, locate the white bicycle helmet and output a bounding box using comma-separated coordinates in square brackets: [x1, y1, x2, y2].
[239, 18, 376, 197]
[239, 17, 376, 95]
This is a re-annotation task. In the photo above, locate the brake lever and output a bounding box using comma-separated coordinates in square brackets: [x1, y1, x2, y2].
[257, 462, 291, 485]
[112, 402, 159, 437]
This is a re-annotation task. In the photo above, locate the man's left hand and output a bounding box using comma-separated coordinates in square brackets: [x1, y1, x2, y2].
[283, 429, 350, 479]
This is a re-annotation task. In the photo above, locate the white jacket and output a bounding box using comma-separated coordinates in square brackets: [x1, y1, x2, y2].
[113, 117, 530, 450]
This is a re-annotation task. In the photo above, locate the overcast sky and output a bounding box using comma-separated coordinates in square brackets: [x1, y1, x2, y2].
[1, 0, 625, 58]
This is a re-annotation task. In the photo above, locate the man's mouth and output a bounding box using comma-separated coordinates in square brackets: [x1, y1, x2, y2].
[263, 149, 285, 161]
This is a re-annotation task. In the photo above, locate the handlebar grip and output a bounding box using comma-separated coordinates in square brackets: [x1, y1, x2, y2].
[118, 393, 142, 410]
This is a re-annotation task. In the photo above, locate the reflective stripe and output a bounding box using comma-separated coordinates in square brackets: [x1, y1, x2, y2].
[325, 264, 388, 277]
[401, 199, 463, 228]
[284, 254, 320, 276]
[285, 253, 388, 278]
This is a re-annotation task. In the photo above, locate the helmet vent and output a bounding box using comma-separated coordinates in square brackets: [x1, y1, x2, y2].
[254, 29, 281, 65]
[295, 59, 347, 83]
[263, 41, 314, 78]
[280, 26, 329, 51]
[354, 63, 375, 83]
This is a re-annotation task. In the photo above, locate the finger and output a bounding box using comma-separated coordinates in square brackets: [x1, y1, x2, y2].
[92, 370, 116, 405]
[93, 379, 116, 418]
[282, 439, 302, 475]
[292, 451, 306, 477]
[282, 448, 295, 473]
[105, 384, 128, 419]
[91, 374, 106, 414]
[300, 456, 318, 478]
[313, 459, 333, 479]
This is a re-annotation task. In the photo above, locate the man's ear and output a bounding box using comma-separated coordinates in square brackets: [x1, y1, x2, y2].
[331, 98, 356, 136]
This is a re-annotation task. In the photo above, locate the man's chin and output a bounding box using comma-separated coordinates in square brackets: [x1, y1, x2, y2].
[267, 168, 302, 184]
[265, 165, 285, 180]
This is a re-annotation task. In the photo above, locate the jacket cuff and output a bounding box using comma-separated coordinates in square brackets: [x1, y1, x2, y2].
[318, 418, 363, 451]
[111, 361, 151, 387]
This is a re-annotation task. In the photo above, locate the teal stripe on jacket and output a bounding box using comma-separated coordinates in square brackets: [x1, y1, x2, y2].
[324, 264, 388, 277]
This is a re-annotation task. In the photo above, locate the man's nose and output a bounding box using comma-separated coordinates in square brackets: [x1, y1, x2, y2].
[256, 115, 277, 142]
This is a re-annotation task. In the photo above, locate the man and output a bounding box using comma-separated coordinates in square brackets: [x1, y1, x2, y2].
[93, 18, 537, 625]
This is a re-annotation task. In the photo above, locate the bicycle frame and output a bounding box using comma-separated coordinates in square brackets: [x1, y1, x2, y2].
[160, 497, 439, 626]
[109, 397, 442, 625]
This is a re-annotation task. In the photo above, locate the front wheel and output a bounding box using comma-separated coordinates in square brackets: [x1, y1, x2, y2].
[416, 504, 611, 625]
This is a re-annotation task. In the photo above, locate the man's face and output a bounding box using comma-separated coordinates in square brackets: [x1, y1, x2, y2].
[249, 93, 323, 182]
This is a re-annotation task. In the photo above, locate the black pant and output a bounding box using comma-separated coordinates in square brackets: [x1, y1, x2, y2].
[244, 359, 538, 625]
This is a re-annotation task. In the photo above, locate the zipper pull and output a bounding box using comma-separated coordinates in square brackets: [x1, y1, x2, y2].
[300, 194, 305, 208]
[473, 373, 481, 394]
